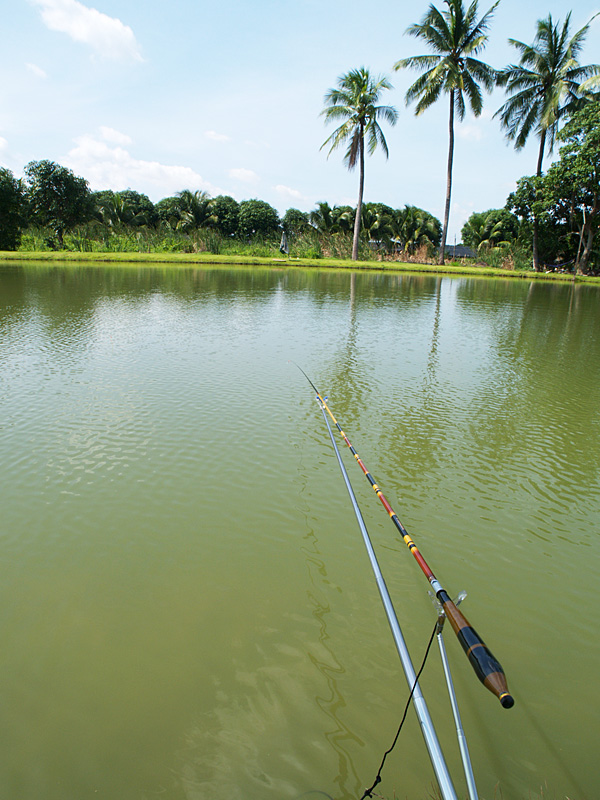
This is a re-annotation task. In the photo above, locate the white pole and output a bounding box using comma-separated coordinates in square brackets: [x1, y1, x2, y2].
[437, 625, 479, 800]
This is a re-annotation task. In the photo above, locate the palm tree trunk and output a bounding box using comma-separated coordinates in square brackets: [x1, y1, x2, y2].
[439, 91, 455, 265]
[532, 131, 546, 272]
[535, 130, 546, 177]
[352, 126, 365, 261]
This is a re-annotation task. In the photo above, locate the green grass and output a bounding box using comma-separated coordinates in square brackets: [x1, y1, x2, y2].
[7, 224, 598, 282]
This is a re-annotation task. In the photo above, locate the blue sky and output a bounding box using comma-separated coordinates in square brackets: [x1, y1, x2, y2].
[2, 0, 599, 240]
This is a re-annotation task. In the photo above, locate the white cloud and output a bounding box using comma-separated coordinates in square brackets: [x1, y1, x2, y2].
[0, 137, 8, 152]
[65, 131, 222, 199]
[229, 167, 258, 183]
[99, 126, 132, 146]
[274, 184, 304, 201]
[31, 0, 143, 61]
[205, 130, 231, 143]
[26, 62, 48, 79]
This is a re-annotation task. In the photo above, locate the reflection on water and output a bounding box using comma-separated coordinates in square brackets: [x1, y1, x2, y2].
[0, 263, 599, 800]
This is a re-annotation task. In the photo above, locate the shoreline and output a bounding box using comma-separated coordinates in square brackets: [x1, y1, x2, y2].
[0, 250, 597, 283]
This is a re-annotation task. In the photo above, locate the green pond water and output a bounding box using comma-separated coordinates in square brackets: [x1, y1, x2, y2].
[0, 263, 598, 800]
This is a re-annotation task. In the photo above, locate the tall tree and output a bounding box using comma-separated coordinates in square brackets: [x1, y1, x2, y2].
[237, 199, 280, 238]
[394, 0, 499, 264]
[541, 102, 600, 274]
[116, 190, 157, 227]
[207, 195, 240, 236]
[25, 160, 94, 247]
[321, 67, 398, 261]
[495, 12, 600, 269]
[282, 208, 309, 236]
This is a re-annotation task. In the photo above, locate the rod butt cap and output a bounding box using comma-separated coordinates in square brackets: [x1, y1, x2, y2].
[500, 693, 515, 709]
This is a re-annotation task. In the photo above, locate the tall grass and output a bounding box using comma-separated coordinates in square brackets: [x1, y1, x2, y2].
[16, 223, 368, 261]
[16, 222, 541, 274]
[476, 243, 532, 271]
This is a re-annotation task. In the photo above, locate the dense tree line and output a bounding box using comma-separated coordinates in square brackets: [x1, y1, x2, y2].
[0, 158, 442, 259]
[2, 123, 599, 271]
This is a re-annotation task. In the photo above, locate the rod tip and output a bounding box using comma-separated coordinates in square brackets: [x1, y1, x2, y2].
[500, 693, 515, 709]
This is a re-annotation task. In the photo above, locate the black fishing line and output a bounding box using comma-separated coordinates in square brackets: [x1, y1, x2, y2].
[359, 620, 439, 800]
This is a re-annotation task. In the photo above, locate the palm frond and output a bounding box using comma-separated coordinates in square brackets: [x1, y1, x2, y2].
[461, 70, 483, 117]
[454, 87, 466, 120]
[578, 73, 600, 94]
[462, 0, 500, 51]
[418, 23, 452, 55]
[464, 57, 497, 91]
[373, 121, 392, 157]
[321, 104, 356, 122]
[345, 129, 361, 170]
[320, 121, 353, 154]
[375, 105, 400, 126]
[394, 54, 440, 72]
[408, 67, 445, 112]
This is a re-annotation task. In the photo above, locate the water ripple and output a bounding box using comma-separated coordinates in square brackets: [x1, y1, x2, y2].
[1, 266, 599, 800]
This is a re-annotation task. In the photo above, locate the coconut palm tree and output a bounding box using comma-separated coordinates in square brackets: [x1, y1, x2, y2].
[394, 0, 499, 264]
[309, 201, 335, 233]
[494, 13, 600, 269]
[396, 205, 442, 254]
[176, 189, 211, 232]
[94, 191, 139, 229]
[461, 208, 519, 252]
[321, 67, 398, 261]
[360, 203, 395, 250]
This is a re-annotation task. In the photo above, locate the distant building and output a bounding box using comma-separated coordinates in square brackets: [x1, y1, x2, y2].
[444, 244, 477, 259]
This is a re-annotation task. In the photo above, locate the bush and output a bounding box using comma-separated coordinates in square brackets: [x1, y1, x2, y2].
[238, 199, 280, 238]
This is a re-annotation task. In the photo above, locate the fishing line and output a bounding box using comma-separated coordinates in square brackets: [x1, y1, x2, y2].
[359, 619, 438, 800]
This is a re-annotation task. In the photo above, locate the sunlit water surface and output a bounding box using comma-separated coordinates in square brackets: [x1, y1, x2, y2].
[1, 264, 598, 800]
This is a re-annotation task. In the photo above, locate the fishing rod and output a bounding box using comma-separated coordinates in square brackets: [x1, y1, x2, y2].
[314, 389, 458, 800]
[297, 365, 514, 710]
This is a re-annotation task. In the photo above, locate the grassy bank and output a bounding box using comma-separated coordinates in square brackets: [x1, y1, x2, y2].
[1, 249, 598, 283]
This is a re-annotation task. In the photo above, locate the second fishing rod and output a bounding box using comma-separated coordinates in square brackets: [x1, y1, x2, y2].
[299, 367, 514, 709]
